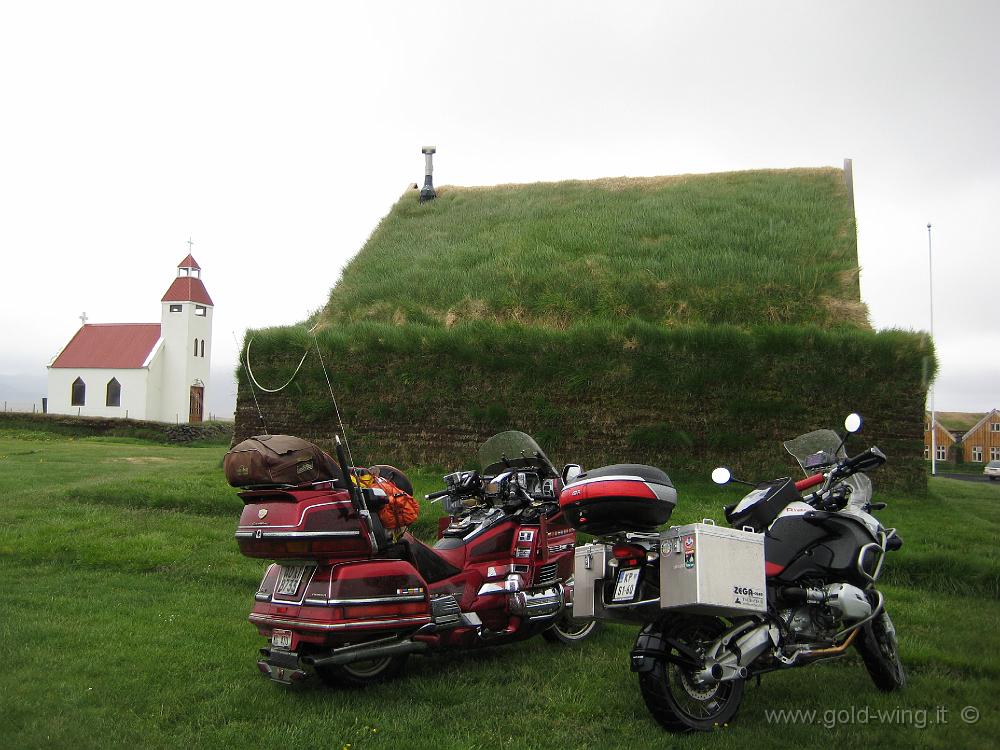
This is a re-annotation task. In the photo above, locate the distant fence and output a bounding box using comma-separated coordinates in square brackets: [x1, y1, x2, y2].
[0, 412, 233, 444]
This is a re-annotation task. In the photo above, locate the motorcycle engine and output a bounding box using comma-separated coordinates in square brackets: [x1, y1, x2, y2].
[781, 583, 872, 640]
[782, 606, 837, 641]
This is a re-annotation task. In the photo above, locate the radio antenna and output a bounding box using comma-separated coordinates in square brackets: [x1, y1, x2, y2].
[310, 329, 358, 478]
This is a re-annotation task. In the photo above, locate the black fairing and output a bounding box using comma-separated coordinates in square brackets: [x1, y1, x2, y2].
[765, 514, 877, 587]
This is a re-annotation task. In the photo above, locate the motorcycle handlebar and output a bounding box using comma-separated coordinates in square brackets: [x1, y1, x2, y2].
[843, 446, 887, 474]
[425, 488, 452, 500]
[795, 474, 825, 491]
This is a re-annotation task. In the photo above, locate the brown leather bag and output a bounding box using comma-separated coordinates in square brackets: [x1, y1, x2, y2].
[224, 434, 341, 487]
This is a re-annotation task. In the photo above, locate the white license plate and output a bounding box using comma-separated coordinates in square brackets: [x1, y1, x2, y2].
[271, 629, 293, 649]
[612, 568, 641, 602]
[276, 565, 309, 596]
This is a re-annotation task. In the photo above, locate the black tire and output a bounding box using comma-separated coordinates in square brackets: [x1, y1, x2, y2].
[315, 654, 409, 687]
[855, 608, 906, 691]
[636, 617, 745, 732]
[542, 613, 600, 645]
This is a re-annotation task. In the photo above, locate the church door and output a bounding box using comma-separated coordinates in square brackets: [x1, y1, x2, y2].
[189, 386, 204, 423]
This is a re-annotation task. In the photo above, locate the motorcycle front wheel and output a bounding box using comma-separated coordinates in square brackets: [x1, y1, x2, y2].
[315, 654, 409, 687]
[636, 616, 745, 732]
[855, 608, 906, 691]
[542, 613, 600, 644]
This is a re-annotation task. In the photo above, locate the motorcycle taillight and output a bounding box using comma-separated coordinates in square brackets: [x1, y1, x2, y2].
[612, 543, 647, 568]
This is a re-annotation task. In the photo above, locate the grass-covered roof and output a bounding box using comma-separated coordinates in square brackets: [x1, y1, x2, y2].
[318, 168, 867, 331]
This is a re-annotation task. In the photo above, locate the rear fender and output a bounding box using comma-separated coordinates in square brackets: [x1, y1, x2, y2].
[630, 628, 703, 673]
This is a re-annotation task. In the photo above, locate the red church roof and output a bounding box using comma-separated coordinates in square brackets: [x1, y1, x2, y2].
[178, 254, 201, 270]
[50, 324, 162, 369]
[161, 276, 214, 305]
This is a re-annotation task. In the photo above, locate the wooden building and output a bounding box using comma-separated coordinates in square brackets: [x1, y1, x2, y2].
[960, 409, 1000, 463]
[923, 416, 957, 461]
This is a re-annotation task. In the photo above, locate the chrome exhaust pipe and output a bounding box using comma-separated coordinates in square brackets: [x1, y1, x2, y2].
[302, 638, 428, 668]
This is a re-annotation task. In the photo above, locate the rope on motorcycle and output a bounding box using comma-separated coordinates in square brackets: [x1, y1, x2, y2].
[233, 331, 270, 435]
[244, 336, 310, 393]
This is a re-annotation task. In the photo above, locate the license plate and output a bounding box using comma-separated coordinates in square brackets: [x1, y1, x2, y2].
[276, 565, 309, 596]
[612, 568, 641, 602]
[271, 629, 293, 649]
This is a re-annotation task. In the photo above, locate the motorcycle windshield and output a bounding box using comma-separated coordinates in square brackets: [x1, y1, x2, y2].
[783, 429, 873, 507]
[479, 431, 558, 478]
[842, 472, 873, 507]
[783, 429, 845, 475]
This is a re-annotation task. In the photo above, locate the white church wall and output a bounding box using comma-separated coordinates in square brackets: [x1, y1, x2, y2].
[143, 341, 167, 422]
[46, 367, 151, 419]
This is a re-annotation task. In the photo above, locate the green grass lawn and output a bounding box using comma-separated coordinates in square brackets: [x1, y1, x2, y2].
[2, 434, 997, 749]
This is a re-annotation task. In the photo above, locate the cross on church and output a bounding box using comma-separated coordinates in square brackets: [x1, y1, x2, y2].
[79, 312, 88, 325]
[188, 237, 194, 252]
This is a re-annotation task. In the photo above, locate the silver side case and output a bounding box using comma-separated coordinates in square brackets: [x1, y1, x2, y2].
[572, 543, 608, 619]
[660, 522, 766, 616]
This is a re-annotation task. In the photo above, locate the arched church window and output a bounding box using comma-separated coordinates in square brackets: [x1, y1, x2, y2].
[194, 338, 198, 356]
[200, 339, 205, 358]
[106, 378, 121, 407]
[71, 377, 86, 406]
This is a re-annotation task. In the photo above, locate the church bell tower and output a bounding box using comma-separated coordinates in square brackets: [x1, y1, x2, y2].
[159, 250, 213, 422]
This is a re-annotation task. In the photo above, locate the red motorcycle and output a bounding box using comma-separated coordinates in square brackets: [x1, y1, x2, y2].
[231, 430, 598, 686]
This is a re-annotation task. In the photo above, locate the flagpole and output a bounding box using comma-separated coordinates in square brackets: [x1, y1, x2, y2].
[928, 222, 936, 477]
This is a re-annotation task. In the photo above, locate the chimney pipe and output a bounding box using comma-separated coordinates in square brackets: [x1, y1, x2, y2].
[419, 146, 437, 202]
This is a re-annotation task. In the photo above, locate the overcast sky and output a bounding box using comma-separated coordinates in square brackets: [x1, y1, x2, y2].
[1, 1, 997, 417]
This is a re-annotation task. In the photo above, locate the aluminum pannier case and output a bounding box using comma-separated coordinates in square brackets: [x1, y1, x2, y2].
[659, 522, 766, 616]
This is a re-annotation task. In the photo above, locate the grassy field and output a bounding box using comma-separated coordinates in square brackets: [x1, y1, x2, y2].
[318, 169, 866, 330]
[3, 432, 997, 749]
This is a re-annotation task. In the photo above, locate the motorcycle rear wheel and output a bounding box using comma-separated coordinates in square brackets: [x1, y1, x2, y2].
[855, 609, 906, 691]
[315, 654, 409, 687]
[637, 617, 745, 733]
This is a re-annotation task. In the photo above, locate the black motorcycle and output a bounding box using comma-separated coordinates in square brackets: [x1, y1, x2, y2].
[564, 414, 905, 732]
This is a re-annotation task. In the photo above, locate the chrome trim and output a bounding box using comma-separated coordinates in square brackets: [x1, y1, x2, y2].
[235, 530, 361, 540]
[856, 540, 885, 583]
[304, 594, 428, 607]
[248, 613, 432, 632]
[566, 474, 651, 487]
[536, 562, 559, 585]
[602, 596, 660, 609]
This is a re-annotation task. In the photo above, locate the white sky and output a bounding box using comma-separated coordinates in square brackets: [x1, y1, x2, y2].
[1, 1, 997, 417]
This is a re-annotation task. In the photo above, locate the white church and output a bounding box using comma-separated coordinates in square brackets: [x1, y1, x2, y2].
[46, 255, 214, 423]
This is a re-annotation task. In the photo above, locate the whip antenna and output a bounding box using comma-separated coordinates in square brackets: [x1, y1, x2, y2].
[311, 329, 358, 476]
[233, 331, 270, 435]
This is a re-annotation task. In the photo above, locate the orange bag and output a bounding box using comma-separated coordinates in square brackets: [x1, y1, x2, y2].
[351, 466, 420, 530]
[378, 490, 420, 529]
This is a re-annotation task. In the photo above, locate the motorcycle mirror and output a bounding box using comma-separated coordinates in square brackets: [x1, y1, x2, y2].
[562, 463, 583, 484]
[711, 467, 732, 485]
[844, 413, 863, 434]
